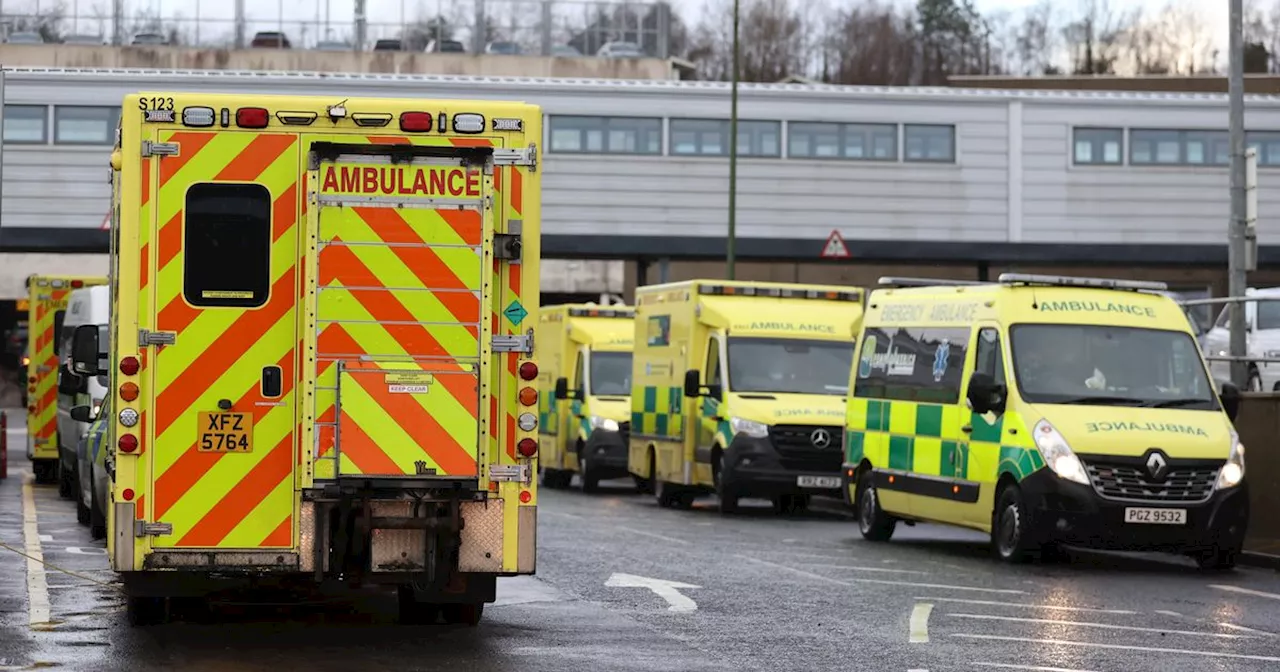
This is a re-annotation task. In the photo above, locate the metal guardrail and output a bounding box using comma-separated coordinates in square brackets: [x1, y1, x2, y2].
[1, 409, 7, 480]
[1177, 295, 1280, 364]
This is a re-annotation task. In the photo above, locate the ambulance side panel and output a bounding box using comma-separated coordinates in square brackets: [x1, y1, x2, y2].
[535, 306, 569, 470]
[631, 285, 694, 486]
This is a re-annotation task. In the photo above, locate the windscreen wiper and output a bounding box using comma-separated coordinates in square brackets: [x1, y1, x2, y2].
[1145, 398, 1214, 409]
[1050, 396, 1146, 406]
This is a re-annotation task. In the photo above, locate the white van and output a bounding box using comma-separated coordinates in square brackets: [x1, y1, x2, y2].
[55, 285, 110, 501]
[1201, 286, 1280, 391]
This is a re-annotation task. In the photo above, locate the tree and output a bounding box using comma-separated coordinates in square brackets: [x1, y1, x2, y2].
[915, 0, 992, 84]
[1060, 0, 1133, 75]
[687, 0, 806, 82]
[821, 1, 917, 85]
[1010, 1, 1059, 75]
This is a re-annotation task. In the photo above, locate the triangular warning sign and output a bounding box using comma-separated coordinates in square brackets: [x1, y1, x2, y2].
[821, 230, 850, 259]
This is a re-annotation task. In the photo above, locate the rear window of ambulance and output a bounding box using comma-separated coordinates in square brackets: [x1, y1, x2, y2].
[183, 183, 272, 308]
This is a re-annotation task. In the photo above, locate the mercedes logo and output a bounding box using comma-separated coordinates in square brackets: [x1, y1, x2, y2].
[810, 428, 832, 449]
[1145, 449, 1169, 482]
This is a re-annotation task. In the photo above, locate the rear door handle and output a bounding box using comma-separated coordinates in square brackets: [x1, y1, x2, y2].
[261, 365, 283, 398]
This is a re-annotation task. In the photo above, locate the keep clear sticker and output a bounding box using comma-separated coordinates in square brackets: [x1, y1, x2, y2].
[385, 372, 433, 394]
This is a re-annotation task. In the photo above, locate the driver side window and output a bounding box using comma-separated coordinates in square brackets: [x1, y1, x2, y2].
[974, 328, 1005, 386]
[705, 338, 722, 387]
[573, 350, 585, 396]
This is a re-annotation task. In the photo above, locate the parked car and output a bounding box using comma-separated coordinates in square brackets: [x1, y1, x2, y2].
[372, 38, 403, 51]
[63, 34, 106, 45]
[5, 31, 45, 44]
[426, 39, 465, 53]
[250, 31, 290, 48]
[130, 32, 168, 45]
[597, 41, 644, 58]
[73, 399, 110, 540]
[1202, 286, 1280, 391]
[315, 39, 350, 51]
[551, 44, 581, 56]
[484, 40, 522, 55]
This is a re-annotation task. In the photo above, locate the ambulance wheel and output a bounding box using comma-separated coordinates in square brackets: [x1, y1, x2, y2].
[856, 471, 896, 542]
[126, 595, 168, 627]
[32, 461, 55, 484]
[992, 484, 1037, 564]
[633, 475, 652, 494]
[76, 487, 90, 525]
[1194, 545, 1241, 571]
[713, 453, 738, 514]
[396, 586, 440, 625]
[442, 602, 484, 627]
[578, 455, 600, 493]
[89, 482, 107, 540]
[656, 481, 692, 509]
[58, 461, 75, 499]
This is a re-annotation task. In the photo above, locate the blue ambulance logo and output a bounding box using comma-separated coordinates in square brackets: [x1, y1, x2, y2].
[932, 340, 950, 382]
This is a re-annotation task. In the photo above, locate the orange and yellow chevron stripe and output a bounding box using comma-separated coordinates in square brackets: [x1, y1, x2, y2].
[143, 130, 300, 549]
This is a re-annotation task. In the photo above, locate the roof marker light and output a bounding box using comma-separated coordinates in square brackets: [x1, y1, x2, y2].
[998, 273, 1168, 292]
[351, 112, 391, 127]
[453, 113, 485, 134]
[236, 107, 269, 129]
[276, 111, 318, 126]
[220, 108, 231, 127]
[400, 111, 433, 132]
[182, 106, 215, 127]
[493, 118, 523, 132]
[438, 112, 448, 133]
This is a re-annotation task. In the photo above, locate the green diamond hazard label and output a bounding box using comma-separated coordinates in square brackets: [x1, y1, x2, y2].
[504, 300, 528, 325]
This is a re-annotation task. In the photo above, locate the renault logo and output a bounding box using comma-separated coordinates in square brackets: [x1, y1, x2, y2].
[1145, 450, 1169, 482]
[810, 429, 832, 449]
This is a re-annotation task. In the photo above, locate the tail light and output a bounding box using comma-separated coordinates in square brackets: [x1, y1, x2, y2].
[121, 488, 135, 501]
[118, 434, 138, 453]
[518, 387, 537, 406]
[519, 490, 532, 503]
[518, 362, 538, 381]
[28, 376, 35, 383]
[399, 112, 433, 132]
[236, 107, 269, 128]
[119, 382, 139, 402]
[517, 438, 537, 457]
[120, 356, 140, 376]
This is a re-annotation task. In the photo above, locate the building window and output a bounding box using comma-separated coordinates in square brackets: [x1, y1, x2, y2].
[669, 118, 781, 158]
[1246, 131, 1280, 166]
[1073, 127, 1123, 165]
[3, 104, 47, 144]
[183, 183, 272, 308]
[904, 124, 956, 162]
[548, 115, 662, 155]
[54, 106, 120, 145]
[788, 122, 896, 160]
[1130, 129, 1229, 166]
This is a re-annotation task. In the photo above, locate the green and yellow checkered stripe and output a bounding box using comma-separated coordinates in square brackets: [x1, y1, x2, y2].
[846, 398, 1043, 481]
[632, 386, 684, 439]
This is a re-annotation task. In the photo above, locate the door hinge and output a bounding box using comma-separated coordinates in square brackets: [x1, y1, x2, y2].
[134, 520, 172, 537]
[139, 329, 176, 346]
[491, 331, 534, 354]
[141, 141, 179, 158]
[489, 464, 531, 484]
[493, 144, 537, 171]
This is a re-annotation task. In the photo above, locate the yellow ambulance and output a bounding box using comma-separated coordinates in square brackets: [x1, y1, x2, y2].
[630, 280, 863, 513]
[67, 91, 542, 625]
[845, 274, 1248, 569]
[535, 304, 635, 492]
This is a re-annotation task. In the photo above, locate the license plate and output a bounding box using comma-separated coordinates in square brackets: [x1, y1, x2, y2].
[797, 476, 841, 489]
[197, 412, 253, 453]
[1124, 507, 1186, 525]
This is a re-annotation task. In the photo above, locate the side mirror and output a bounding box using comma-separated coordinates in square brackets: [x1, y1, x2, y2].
[70, 324, 102, 376]
[70, 404, 96, 423]
[966, 372, 1006, 416]
[554, 377, 571, 400]
[1221, 382, 1242, 422]
[683, 369, 702, 398]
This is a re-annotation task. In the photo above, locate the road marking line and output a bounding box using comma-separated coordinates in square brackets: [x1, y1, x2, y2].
[1220, 622, 1278, 637]
[910, 602, 933, 643]
[800, 562, 930, 575]
[948, 613, 1254, 639]
[1155, 610, 1182, 617]
[951, 634, 1280, 663]
[739, 556, 1026, 595]
[972, 664, 1101, 672]
[538, 511, 584, 520]
[1210, 584, 1280, 601]
[605, 572, 699, 612]
[38, 534, 52, 543]
[915, 597, 1135, 615]
[616, 527, 691, 546]
[21, 477, 51, 626]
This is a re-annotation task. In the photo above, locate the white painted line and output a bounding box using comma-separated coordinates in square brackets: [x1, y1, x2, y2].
[1155, 610, 1183, 617]
[616, 526, 692, 546]
[915, 597, 1136, 615]
[948, 613, 1254, 639]
[800, 562, 930, 575]
[537, 511, 583, 520]
[605, 572, 699, 612]
[1220, 622, 1278, 637]
[1210, 584, 1280, 601]
[21, 477, 51, 626]
[910, 602, 933, 643]
[973, 664, 1101, 672]
[38, 534, 52, 543]
[739, 556, 1026, 595]
[63, 547, 108, 556]
[951, 634, 1280, 663]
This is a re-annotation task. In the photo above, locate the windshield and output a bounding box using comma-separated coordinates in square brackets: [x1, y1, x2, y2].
[1256, 298, 1280, 330]
[1010, 324, 1218, 409]
[727, 337, 852, 396]
[590, 351, 632, 396]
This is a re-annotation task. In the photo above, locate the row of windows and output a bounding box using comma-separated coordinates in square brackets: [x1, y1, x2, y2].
[1074, 127, 1280, 167]
[548, 116, 958, 162]
[3, 104, 120, 145]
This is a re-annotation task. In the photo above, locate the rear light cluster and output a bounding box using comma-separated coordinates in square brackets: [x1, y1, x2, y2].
[118, 355, 141, 455]
[515, 361, 539, 458]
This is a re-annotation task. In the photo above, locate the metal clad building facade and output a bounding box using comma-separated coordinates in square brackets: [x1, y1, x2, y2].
[2, 67, 1279, 257]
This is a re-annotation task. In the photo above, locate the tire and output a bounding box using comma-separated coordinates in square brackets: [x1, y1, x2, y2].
[76, 486, 90, 525]
[655, 480, 680, 508]
[89, 482, 107, 541]
[992, 484, 1038, 563]
[856, 471, 896, 542]
[58, 460, 75, 499]
[632, 475, 650, 493]
[126, 595, 168, 627]
[441, 602, 484, 626]
[578, 455, 600, 494]
[713, 453, 738, 515]
[1194, 545, 1240, 571]
[639, 450, 657, 495]
[32, 461, 55, 485]
[397, 586, 440, 625]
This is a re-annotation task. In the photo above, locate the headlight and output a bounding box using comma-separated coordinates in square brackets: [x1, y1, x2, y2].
[590, 415, 619, 432]
[729, 416, 769, 438]
[1031, 419, 1089, 485]
[1217, 431, 1245, 489]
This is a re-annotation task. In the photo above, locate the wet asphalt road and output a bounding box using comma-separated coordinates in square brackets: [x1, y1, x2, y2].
[4, 416, 1280, 672]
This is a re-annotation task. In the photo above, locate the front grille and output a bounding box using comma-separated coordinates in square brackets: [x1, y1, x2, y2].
[1083, 459, 1221, 503]
[769, 424, 843, 472]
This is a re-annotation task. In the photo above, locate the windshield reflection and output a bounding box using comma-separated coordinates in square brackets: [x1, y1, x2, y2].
[1010, 324, 1218, 409]
[727, 337, 852, 396]
[590, 351, 632, 396]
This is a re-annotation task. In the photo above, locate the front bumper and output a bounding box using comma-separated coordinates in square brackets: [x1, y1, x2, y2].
[720, 435, 843, 499]
[1021, 468, 1250, 553]
[580, 428, 630, 480]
